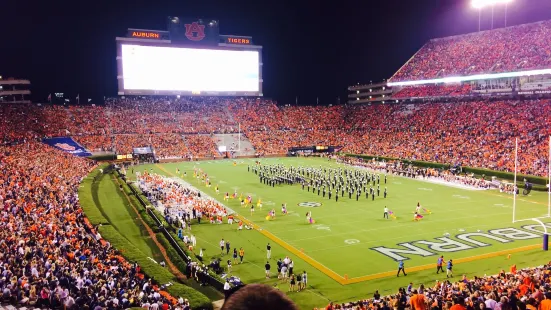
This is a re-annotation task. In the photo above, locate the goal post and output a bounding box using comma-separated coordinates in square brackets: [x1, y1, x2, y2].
[511, 137, 551, 250]
[548, 135, 551, 218]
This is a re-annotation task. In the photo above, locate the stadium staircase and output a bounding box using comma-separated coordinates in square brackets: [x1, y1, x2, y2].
[223, 104, 236, 124]
[212, 133, 256, 156]
[64, 107, 76, 135]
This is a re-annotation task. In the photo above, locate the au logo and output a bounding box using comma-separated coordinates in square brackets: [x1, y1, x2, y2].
[185, 22, 206, 41]
[297, 202, 322, 208]
[55, 143, 76, 151]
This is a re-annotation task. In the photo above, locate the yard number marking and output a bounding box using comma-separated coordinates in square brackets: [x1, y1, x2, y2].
[345, 239, 360, 244]
[313, 224, 331, 231]
[452, 194, 470, 199]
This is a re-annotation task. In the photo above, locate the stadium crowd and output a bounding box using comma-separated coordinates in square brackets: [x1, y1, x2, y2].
[342, 99, 551, 176]
[392, 84, 472, 98]
[390, 20, 551, 82]
[0, 142, 191, 309]
[3, 97, 551, 176]
[319, 263, 551, 310]
[136, 171, 228, 225]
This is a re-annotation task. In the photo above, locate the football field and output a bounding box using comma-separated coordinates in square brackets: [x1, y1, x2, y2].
[127, 157, 551, 308]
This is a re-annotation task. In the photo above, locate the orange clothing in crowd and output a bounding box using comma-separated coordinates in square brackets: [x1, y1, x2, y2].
[539, 299, 551, 310]
[409, 294, 426, 310]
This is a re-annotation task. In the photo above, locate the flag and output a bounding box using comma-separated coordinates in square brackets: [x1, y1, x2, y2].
[423, 208, 432, 214]
[76, 94, 80, 104]
[47, 93, 52, 102]
[88, 98, 92, 103]
[415, 214, 424, 219]
[388, 210, 397, 219]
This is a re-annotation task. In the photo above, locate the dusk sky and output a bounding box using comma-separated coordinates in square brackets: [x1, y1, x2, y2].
[2, 0, 551, 104]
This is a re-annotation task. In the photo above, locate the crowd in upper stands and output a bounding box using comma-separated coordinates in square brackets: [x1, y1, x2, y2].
[2, 96, 551, 176]
[0, 142, 187, 309]
[390, 20, 551, 82]
[393, 84, 472, 98]
[342, 100, 551, 176]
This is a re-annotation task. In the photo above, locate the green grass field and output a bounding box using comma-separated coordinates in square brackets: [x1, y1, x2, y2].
[126, 157, 551, 309]
[89, 172, 165, 262]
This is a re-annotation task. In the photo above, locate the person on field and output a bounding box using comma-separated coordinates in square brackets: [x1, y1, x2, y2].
[397, 260, 407, 277]
[437, 256, 444, 274]
[233, 248, 238, 264]
[447, 259, 454, 278]
[239, 247, 245, 264]
[265, 261, 271, 279]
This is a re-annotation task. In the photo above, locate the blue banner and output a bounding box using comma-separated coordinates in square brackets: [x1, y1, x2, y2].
[42, 137, 92, 157]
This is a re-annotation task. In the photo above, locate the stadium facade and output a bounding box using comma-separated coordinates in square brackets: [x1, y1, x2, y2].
[347, 81, 394, 104]
[352, 20, 551, 102]
[0, 76, 31, 104]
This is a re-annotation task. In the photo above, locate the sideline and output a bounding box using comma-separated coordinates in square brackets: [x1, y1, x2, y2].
[111, 175, 188, 281]
[345, 243, 541, 284]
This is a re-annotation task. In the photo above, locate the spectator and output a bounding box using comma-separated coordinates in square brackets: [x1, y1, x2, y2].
[221, 283, 299, 310]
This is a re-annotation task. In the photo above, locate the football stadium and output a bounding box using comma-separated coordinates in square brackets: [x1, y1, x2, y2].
[4, 1, 551, 310]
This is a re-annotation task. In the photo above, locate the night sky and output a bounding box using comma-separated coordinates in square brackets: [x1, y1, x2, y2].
[2, 0, 551, 104]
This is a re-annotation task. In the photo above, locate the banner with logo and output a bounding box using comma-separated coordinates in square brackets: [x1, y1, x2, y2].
[42, 137, 92, 157]
[167, 17, 220, 46]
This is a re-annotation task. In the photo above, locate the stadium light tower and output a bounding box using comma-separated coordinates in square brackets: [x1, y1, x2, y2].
[472, 0, 513, 31]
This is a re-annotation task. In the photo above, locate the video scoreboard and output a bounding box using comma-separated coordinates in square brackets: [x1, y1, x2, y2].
[116, 18, 263, 97]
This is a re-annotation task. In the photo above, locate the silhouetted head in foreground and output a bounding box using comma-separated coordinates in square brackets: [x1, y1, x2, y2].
[222, 283, 299, 310]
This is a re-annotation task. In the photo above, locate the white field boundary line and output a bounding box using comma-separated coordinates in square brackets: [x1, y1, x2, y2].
[326, 159, 547, 207]
[331, 160, 493, 192]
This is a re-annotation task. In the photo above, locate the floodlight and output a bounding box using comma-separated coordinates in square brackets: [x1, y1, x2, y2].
[472, 0, 513, 9]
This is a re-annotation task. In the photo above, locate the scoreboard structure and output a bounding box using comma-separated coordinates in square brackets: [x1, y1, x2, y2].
[116, 18, 263, 97]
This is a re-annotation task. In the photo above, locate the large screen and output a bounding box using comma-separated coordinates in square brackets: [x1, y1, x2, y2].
[118, 44, 261, 96]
